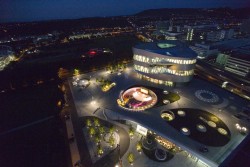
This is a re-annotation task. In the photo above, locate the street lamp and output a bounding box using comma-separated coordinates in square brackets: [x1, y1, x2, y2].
[241, 84, 244, 92]
[91, 100, 96, 105]
[236, 123, 248, 134]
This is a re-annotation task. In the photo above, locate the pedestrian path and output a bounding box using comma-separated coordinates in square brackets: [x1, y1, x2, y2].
[65, 116, 81, 167]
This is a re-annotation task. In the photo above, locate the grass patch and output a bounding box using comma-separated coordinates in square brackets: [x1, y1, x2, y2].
[164, 108, 231, 146]
[163, 92, 180, 103]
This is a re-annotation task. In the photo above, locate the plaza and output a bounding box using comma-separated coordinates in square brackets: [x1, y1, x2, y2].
[68, 64, 250, 167]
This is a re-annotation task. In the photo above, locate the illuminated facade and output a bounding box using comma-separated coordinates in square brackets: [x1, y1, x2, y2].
[133, 41, 197, 86]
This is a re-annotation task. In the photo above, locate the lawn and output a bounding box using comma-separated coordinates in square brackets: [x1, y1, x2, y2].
[163, 108, 231, 146]
[163, 92, 180, 103]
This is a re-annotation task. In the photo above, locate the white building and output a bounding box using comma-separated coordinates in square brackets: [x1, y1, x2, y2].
[133, 41, 197, 86]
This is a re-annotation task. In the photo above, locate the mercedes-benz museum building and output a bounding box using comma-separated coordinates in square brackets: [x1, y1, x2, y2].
[133, 40, 197, 86]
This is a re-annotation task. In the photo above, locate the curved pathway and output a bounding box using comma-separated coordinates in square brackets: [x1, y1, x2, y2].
[212, 98, 229, 109]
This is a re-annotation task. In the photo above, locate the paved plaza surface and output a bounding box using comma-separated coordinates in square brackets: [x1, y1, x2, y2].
[68, 65, 250, 167]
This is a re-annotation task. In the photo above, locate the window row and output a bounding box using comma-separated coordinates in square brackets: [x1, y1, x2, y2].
[134, 65, 194, 76]
[137, 73, 173, 86]
[134, 54, 196, 65]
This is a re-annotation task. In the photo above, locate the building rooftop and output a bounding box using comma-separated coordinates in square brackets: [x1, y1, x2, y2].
[69, 66, 250, 167]
[134, 40, 197, 59]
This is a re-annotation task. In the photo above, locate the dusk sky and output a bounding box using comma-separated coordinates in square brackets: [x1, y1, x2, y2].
[1, 0, 249, 23]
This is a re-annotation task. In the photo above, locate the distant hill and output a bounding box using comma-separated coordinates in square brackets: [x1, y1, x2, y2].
[135, 8, 250, 18]
[135, 8, 202, 17]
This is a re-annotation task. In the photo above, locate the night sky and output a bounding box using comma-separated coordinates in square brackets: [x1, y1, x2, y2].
[0, 0, 249, 23]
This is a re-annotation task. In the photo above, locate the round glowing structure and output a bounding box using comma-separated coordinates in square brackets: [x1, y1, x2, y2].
[117, 87, 157, 111]
[161, 111, 175, 121]
[177, 110, 186, 117]
[218, 128, 228, 135]
[181, 127, 190, 135]
[207, 121, 217, 128]
[196, 124, 207, 132]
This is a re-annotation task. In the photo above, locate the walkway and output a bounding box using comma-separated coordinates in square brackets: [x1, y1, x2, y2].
[65, 115, 81, 167]
[65, 81, 93, 167]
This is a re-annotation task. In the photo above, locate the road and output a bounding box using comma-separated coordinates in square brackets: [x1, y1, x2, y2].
[195, 60, 250, 99]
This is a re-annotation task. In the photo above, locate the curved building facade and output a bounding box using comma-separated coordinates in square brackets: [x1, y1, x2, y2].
[133, 41, 197, 86]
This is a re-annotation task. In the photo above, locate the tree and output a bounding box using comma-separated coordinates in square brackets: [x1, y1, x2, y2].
[109, 126, 115, 134]
[109, 135, 115, 147]
[136, 141, 142, 152]
[127, 152, 135, 164]
[95, 134, 101, 144]
[99, 126, 105, 135]
[100, 77, 104, 83]
[58, 68, 69, 79]
[73, 69, 80, 76]
[97, 145, 103, 156]
[94, 118, 100, 127]
[129, 125, 134, 137]
[86, 119, 92, 127]
[89, 127, 96, 137]
[122, 63, 126, 69]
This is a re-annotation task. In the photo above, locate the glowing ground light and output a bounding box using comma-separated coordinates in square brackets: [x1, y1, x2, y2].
[218, 128, 228, 135]
[207, 121, 216, 128]
[177, 110, 186, 117]
[91, 100, 96, 105]
[196, 124, 207, 132]
[163, 90, 169, 94]
[236, 123, 248, 133]
[78, 79, 89, 87]
[163, 99, 170, 104]
[161, 112, 175, 121]
[211, 116, 219, 122]
[181, 127, 190, 135]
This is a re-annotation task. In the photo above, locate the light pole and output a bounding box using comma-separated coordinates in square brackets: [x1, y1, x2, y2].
[117, 144, 123, 167]
[240, 84, 244, 92]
